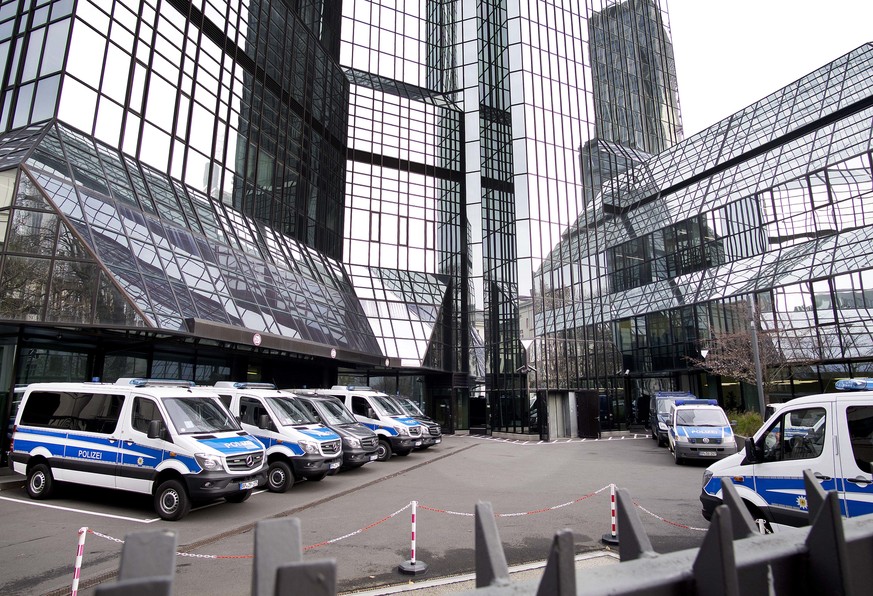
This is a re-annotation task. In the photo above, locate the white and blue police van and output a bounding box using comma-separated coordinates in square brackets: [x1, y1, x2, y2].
[649, 391, 695, 447]
[318, 386, 424, 461]
[388, 395, 442, 449]
[292, 392, 380, 470]
[701, 380, 873, 531]
[212, 382, 342, 492]
[667, 399, 738, 465]
[8, 379, 266, 520]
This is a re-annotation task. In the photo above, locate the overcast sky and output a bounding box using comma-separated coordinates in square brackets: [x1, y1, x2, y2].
[667, 0, 873, 137]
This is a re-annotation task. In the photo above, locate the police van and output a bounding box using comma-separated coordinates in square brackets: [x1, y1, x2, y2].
[701, 380, 873, 531]
[293, 392, 380, 470]
[212, 382, 342, 491]
[389, 395, 442, 449]
[9, 379, 266, 520]
[316, 386, 424, 461]
[649, 391, 695, 447]
[667, 399, 738, 465]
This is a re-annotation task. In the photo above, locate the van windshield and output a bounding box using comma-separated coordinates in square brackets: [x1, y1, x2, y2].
[676, 409, 727, 427]
[164, 397, 241, 434]
[371, 395, 404, 416]
[396, 398, 424, 416]
[657, 399, 675, 414]
[266, 397, 316, 426]
[314, 399, 357, 425]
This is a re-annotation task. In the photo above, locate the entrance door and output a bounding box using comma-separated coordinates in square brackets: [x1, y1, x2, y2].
[433, 395, 453, 434]
[547, 392, 570, 440]
[469, 396, 488, 435]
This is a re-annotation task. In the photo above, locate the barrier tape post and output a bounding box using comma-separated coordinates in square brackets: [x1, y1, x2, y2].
[71, 527, 88, 596]
[399, 500, 428, 575]
[601, 484, 619, 545]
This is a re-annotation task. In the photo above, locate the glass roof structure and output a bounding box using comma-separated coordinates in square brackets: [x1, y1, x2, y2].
[542, 42, 873, 330]
[0, 120, 448, 368]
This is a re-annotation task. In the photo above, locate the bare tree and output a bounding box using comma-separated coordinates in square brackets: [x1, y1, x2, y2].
[686, 301, 813, 405]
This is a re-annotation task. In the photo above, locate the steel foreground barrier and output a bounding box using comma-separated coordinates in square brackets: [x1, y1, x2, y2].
[90, 470, 873, 595]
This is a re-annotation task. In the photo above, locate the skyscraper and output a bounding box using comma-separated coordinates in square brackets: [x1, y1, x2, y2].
[339, 0, 682, 435]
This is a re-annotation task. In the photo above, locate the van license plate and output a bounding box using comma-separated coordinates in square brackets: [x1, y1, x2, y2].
[699, 451, 717, 457]
[329, 461, 340, 469]
[414, 440, 422, 447]
[239, 480, 257, 490]
[435, 439, 441, 443]
[369, 454, 378, 461]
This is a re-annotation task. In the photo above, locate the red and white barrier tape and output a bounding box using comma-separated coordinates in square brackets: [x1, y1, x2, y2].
[303, 502, 412, 551]
[419, 484, 611, 517]
[81, 487, 705, 565]
[634, 501, 707, 532]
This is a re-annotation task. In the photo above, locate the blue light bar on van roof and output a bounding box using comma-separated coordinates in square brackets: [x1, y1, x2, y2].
[118, 378, 194, 387]
[212, 381, 278, 390]
[675, 399, 718, 406]
[835, 378, 873, 391]
[655, 391, 696, 398]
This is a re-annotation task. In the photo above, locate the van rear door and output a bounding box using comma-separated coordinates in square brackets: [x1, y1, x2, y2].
[835, 401, 873, 518]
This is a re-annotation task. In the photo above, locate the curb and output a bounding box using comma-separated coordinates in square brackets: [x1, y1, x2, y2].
[342, 551, 620, 595]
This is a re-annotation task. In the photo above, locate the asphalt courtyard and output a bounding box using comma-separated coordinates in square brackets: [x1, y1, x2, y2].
[0, 432, 710, 595]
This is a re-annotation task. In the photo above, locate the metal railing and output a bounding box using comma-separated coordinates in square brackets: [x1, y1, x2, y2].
[91, 470, 873, 595]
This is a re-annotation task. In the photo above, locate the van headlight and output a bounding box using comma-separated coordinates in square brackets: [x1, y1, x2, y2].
[702, 470, 713, 490]
[299, 440, 319, 455]
[675, 434, 689, 443]
[195, 453, 223, 471]
[658, 421, 668, 431]
[397, 426, 409, 436]
[343, 436, 362, 449]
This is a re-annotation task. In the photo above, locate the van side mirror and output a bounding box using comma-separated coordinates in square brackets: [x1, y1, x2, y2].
[743, 438, 759, 464]
[367, 408, 376, 419]
[258, 414, 272, 430]
[147, 419, 166, 441]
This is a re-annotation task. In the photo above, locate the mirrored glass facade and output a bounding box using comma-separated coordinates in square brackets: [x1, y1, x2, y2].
[0, 0, 452, 440]
[539, 42, 873, 416]
[339, 0, 681, 433]
[2, 0, 870, 442]
[0, 0, 347, 259]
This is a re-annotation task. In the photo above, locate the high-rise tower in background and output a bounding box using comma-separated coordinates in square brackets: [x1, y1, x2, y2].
[338, 0, 682, 433]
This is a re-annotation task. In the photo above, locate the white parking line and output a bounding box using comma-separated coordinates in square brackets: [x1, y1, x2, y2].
[0, 495, 159, 523]
[0, 487, 270, 523]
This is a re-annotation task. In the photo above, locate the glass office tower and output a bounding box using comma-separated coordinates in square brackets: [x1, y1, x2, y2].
[0, 0, 347, 259]
[0, 0, 450, 455]
[339, 0, 681, 435]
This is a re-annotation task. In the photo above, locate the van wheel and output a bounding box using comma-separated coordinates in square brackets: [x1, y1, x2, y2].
[267, 461, 294, 493]
[225, 489, 251, 503]
[27, 463, 55, 500]
[154, 479, 191, 521]
[376, 439, 393, 462]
